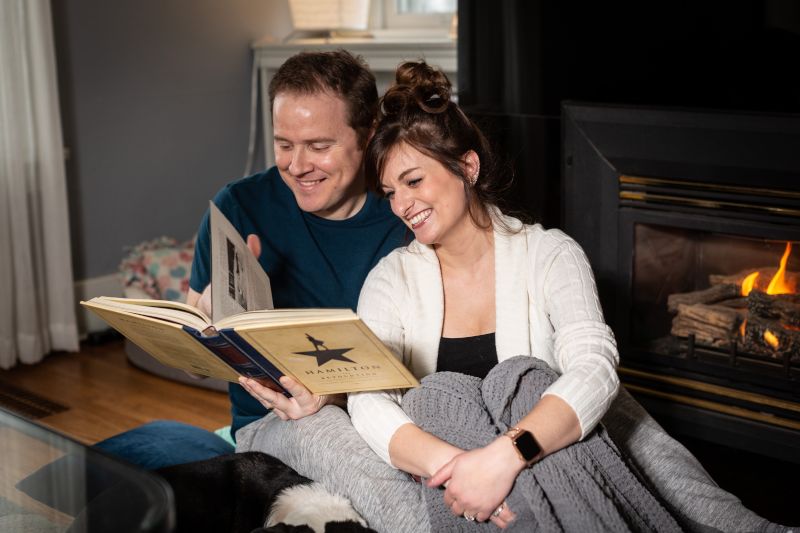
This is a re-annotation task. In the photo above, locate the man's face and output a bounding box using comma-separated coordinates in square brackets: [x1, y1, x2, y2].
[273, 91, 366, 220]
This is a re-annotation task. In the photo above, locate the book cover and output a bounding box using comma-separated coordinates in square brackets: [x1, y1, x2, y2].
[232, 319, 418, 395]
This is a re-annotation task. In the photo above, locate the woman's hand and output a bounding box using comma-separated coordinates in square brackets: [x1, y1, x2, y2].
[427, 436, 523, 528]
[239, 376, 341, 420]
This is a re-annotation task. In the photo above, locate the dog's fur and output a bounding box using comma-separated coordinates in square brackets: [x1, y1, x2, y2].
[266, 483, 367, 531]
[156, 451, 375, 533]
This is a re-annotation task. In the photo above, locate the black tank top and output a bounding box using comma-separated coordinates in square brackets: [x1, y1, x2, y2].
[437, 332, 498, 380]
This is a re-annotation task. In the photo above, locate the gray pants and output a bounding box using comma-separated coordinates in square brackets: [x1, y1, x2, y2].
[236, 381, 786, 533]
[603, 388, 785, 533]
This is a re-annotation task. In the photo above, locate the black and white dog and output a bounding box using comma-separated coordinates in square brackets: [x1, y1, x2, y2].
[156, 451, 376, 533]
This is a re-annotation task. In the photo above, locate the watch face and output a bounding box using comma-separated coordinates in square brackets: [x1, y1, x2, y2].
[515, 431, 541, 461]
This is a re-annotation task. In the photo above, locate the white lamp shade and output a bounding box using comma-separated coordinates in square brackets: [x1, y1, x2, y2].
[288, 0, 370, 31]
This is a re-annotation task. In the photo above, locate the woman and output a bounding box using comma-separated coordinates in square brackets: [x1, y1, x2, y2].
[347, 60, 672, 530]
[237, 62, 785, 533]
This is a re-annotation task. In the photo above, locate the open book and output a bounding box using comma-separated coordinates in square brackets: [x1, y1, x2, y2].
[81, 203, 418, 396]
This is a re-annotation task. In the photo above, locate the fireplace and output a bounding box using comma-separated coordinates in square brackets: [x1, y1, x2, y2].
[562, 102, 800, 462]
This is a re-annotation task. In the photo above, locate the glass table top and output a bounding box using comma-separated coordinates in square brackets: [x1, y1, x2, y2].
[0, 407, 174, 532]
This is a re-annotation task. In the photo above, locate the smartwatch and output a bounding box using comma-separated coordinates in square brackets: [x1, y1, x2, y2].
[504, 427, 542, 467]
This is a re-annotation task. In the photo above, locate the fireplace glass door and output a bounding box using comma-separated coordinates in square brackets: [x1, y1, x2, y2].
[629, 222, 800, 393]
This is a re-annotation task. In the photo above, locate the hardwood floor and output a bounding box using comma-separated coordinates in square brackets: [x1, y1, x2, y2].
[0, 339, 230, 444]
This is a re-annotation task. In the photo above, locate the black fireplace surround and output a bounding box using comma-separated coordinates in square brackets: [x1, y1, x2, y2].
[562, 102, 800, 462]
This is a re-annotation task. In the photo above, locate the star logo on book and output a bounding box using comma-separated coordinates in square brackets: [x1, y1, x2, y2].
[293, 333, 356, 367]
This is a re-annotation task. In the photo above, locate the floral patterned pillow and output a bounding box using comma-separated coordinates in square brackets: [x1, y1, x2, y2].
[119, 237, 194, 302]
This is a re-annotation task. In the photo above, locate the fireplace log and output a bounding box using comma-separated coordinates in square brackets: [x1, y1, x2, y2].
[667, 284, 740, 312]
[741, 315, 800, 362]
[747, 291, 800, 327]
[716, 297, 748, 309]
[709, 267, 799, 290]
[671, 320, 729, 347]
[676, 303, 743, 329]
[671, 303, 742, 347]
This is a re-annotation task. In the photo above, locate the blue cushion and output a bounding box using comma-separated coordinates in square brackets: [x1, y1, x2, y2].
[93, 420, 234, 470]
[15, 420, 233, 517]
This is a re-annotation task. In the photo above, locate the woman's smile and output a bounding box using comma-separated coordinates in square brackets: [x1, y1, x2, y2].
[409, 208, 432, 228]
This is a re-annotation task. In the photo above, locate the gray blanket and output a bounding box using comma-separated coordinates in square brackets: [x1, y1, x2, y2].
[238, 356, 686, 532]
[403, 355, 682, 532]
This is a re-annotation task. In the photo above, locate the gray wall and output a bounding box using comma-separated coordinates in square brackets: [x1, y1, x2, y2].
[52, 0, 292, 280]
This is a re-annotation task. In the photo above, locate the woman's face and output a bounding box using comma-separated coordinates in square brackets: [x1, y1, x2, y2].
[380, 143, 476, 247]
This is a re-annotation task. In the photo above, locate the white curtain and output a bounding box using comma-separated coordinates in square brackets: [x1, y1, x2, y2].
[0, 0, 79, 368]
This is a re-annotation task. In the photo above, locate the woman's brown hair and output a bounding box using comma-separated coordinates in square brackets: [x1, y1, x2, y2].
[364, 61, 513, 229]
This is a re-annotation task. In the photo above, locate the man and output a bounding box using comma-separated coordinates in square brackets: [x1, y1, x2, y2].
[95, 50, 406, 469]
[187, 49, 406, 438]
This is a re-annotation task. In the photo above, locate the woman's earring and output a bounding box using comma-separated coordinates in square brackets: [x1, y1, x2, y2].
[469, 171, 479, 186]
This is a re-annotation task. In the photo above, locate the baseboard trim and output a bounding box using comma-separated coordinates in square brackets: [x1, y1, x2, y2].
[74, 274, 123, 337]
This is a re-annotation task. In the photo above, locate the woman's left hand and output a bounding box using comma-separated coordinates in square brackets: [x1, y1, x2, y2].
[239, 376, 338, 420]
[427, 437, 523, 527]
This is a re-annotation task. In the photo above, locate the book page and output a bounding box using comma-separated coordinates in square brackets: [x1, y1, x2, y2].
[215, 308, 355, 329]
[209, 202, 273, 321]
[83, 297, 210, 331]
[100, 296, 211, 322]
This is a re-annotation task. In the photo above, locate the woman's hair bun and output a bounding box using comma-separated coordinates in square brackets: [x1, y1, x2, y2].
[382, 60, 451, 116]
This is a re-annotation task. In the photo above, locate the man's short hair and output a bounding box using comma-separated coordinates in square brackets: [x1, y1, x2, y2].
[269, 50, 378, 146]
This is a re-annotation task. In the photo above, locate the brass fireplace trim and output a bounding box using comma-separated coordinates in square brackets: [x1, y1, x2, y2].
[624, 383, 800, 431]
[618, 191, 800, 218]
[620, 367, 800, 414]
[619, 175, 800, 200]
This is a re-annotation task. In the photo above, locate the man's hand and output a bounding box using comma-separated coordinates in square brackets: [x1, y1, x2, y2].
[245, 234, 261, 260]
[239, 375, 340, 420]
[428, 437, 521, 528]
[196, 284, 212, 316]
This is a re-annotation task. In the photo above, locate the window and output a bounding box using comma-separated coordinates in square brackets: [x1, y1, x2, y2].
[379, 0, 455, 32]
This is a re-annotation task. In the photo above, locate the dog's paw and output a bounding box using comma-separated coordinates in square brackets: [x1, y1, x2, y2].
[266, 483, 367, 533]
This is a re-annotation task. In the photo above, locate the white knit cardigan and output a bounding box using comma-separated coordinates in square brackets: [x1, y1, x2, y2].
[349, 213, 620, 466]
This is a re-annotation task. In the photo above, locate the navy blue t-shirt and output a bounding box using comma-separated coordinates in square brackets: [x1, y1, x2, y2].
[190, 167, 407, 437]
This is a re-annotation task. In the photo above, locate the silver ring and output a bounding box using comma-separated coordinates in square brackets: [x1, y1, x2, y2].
[463, 512, 476, 522]
[492, 503, 505, 518]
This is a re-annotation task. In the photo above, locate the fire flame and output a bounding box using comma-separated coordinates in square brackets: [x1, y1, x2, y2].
[764, 329, 779, 349]
[741, 272, 759, 296]
[737, 242, 796, 350]
[766, 242, 794, 295]
[739, 242, 796, 296]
